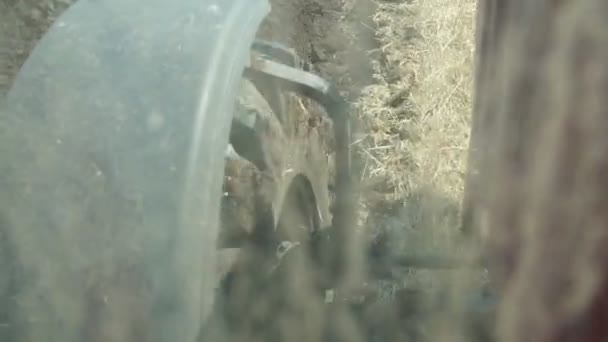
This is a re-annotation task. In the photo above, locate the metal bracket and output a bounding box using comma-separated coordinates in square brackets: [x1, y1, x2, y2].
[251, 39, 313, 71]
[244, 43, 356, 284]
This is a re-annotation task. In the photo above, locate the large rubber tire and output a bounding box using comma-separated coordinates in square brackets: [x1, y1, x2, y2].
[0, 1, 269, 341]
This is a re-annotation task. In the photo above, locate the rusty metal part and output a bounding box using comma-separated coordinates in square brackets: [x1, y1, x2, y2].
[218, 74, 335, 248]
[244, 48, 356, 284]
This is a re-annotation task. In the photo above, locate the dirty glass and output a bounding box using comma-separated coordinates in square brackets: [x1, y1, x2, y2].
[3, 0, 608, 341]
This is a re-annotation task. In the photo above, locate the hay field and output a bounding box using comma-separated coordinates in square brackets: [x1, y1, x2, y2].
[349, 1, 479, 339]
[354, 0, 476, 263]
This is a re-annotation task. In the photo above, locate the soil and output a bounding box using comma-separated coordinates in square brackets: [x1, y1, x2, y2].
[259, 0, 378, 97]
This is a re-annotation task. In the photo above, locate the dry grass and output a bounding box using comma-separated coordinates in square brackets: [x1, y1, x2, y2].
[349, 1, 479, 339]
[355, 0, 476, 252]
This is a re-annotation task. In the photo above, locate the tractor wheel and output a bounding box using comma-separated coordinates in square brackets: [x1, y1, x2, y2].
[1, 1, 274, 341]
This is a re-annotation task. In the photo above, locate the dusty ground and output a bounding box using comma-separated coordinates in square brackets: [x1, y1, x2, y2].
[0, 0, 477, 340]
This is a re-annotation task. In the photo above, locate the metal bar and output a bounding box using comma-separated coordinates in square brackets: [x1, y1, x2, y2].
[245, 55, 331, 102]
[251, 40, 298, 67]
[244, 54, 357, 285]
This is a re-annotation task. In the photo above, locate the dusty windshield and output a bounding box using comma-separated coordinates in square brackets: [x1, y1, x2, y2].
[2, 0, 608, 342]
